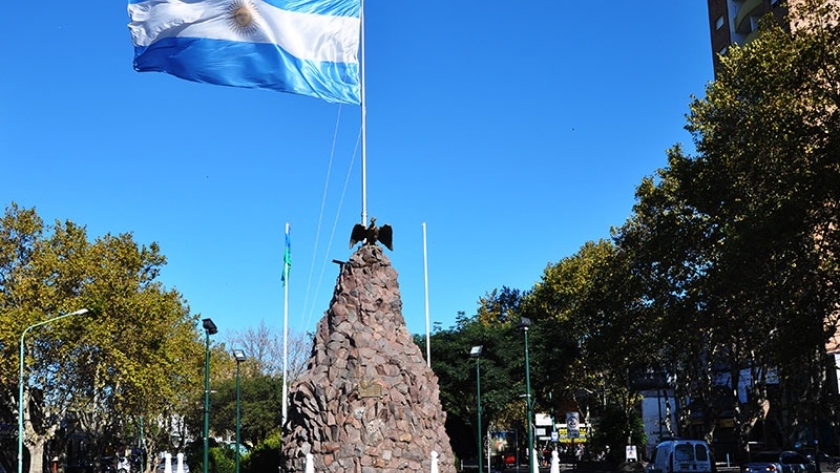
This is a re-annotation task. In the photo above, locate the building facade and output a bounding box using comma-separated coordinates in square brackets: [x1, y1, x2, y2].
[706, 0, 788, 73]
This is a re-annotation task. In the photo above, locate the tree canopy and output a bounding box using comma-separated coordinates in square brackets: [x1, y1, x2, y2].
[424, 1, 840, 461]
[0, 203, 206, 473]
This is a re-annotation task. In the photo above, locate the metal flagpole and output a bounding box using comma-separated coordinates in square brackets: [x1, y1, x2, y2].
[282, 223, 290, 427]
[423, 222, 431, 367]
[359, 0, 368, 226]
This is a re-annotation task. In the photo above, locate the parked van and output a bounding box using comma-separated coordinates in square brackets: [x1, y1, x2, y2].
[647, 440, 714, 473]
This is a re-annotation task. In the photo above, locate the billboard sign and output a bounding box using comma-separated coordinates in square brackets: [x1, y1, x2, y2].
[566, 412, 580, 438]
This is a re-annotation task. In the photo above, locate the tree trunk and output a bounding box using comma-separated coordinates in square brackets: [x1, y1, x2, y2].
[143, 437, 158, 473]
[22, 388, 60, 473]
[27, 437, 46, 473]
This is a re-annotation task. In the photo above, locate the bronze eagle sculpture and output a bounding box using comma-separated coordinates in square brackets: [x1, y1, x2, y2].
[349, 217, 393, 251]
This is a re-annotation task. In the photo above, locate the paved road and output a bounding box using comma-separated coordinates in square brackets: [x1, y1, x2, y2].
[494, 465, 627, 473]
[492, 464, 740, 473]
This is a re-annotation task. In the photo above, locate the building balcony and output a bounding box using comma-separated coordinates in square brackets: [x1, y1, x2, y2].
[735, 0, 766, 34]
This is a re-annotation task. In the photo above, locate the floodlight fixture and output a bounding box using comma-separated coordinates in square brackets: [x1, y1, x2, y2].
[233, 349, 246, 362]
[202, 318, 218, 335]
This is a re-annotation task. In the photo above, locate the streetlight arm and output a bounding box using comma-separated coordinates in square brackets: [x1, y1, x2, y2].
[20, 308, 92, 387]
[20, 309, 90, 346]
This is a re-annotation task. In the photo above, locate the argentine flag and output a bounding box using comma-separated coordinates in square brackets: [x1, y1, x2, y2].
[128, 0, 360, 104]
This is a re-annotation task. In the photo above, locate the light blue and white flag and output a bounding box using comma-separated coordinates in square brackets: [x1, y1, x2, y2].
[128, 0, 361, 104]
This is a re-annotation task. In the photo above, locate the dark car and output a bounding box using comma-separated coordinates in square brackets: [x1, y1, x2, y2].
[743, 451, 814, 473]
[796, 448, 840, 473]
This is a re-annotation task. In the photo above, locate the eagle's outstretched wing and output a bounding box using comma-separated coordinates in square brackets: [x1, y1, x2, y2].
[378, 224, 393, 251]
[349, 223, 367, 248]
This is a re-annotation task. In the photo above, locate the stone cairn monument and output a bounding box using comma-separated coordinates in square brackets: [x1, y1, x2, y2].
[281, 244, 455, 473]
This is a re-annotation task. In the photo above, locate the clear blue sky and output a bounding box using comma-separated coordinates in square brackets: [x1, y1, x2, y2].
[0, 3, 713, 338]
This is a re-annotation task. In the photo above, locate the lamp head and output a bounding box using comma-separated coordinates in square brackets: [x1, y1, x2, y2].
[233, 349, 247, 362]
[470, 345, 483, 358]
[518, 317, 532, 330]
[202, 318, 218, 335]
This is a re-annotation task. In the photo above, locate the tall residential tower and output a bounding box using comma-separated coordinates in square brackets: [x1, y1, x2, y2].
[706, 0, 788, 73]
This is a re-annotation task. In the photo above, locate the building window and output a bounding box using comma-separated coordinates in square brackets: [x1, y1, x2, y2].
[715, 15, 725, 30]
[718, 45, 729, 55]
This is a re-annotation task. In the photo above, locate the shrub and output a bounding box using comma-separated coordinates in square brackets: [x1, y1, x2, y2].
[241, 432, 281, 473]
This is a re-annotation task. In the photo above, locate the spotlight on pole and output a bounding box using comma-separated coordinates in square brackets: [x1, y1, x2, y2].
[202, 318, 217, 473]
[233, 349, 246, 473]
[518, 317, 536, 473]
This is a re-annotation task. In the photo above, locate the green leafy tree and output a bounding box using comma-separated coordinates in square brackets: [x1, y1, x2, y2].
[419, 5, 840, 456]
[614, 155, 731, 447]
[203, 373, 283, 447]
[420, 296, 526, 463]
[0, 203, 205, 473]
[680, 1, 839, 450]
[608, 0, 840, 454]
[588, 404, 646, 464]
[523, 240, 648, 430]
[241, 431, 280, 473]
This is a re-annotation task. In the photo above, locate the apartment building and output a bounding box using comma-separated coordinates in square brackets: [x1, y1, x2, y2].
[706, 0, 788, 73]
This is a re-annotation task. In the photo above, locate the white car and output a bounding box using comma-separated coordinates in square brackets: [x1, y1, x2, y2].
[646, 439, 713, 473]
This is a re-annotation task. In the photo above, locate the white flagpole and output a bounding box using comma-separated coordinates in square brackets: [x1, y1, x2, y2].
[360, 0, 368, 226]
[423, 222, 431, 367]
[282, 222, 290, 427]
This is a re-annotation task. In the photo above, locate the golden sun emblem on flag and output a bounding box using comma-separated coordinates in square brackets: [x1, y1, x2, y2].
[227, 0, 261, 36]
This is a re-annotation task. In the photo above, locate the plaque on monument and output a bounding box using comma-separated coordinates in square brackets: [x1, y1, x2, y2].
[358, 380, 382, 398]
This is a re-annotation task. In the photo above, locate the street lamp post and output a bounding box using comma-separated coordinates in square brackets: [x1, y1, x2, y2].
[232, 349, 246, 473]
[202, 318, 218, 473]
[518, 317, 536, 473]
[470, 345, 483, 473]
[18, 308, 89, 473]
